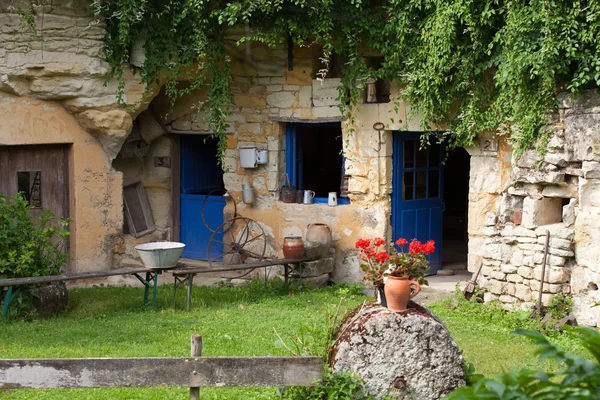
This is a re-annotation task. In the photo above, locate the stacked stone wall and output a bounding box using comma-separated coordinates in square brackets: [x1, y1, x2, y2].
[475, 90, 600, 326]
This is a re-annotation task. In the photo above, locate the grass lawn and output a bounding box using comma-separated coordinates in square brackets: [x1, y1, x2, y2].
[0, 281, 588, 399]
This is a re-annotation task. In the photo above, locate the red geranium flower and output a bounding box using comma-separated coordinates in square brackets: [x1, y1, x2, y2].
[374, 251, 389, 263]
[373, 237, 386, 247]
[395, 238, 408, 247]
[422, 240, 435, 255]
[408, 240, 422, 254]
[355, 239, 371, 249]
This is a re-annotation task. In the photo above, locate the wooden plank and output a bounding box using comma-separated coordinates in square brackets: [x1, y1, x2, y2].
[0, 357, 322, 389]
[0, 267, 152, 287]
[172, 258, 308, 275]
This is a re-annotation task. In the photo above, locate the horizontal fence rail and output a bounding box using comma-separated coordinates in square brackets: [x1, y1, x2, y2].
[0, 356, 323, 389]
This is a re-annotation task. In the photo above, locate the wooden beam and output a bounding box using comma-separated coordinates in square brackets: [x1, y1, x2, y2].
[0, 357, 322, 389]
[0, 267, 152, 287]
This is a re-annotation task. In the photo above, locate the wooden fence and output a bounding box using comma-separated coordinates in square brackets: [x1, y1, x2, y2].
[0, 335, 322, 399]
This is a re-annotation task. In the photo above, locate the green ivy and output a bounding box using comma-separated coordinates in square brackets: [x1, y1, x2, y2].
[22, 0, 600, 158]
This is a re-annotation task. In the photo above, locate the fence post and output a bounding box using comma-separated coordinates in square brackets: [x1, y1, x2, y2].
[190, 335, 202, 400]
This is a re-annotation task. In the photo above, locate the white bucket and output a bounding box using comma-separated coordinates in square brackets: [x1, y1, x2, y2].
[135, 242, 186, 269]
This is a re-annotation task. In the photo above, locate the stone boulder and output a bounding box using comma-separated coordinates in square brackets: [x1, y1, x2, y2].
[329, 302, 465, 399]
[31, 282, 69, 318]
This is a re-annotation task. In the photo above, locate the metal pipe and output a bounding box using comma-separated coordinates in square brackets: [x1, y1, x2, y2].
[536, 230, 550, 312]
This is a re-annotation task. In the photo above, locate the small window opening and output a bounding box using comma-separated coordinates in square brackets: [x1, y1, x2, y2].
[123, 181, 155, 238]
[286, 123, 349, 204]
[17, 171, 42, 208]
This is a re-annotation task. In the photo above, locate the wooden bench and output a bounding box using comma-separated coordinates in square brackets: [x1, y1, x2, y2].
[0, 267, 164, 319]
[171, 258, 309, 311]
[0, 335, 322, 400]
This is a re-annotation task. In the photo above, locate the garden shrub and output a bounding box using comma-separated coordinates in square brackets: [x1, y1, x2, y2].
[446, 328, 600, 399]
[0, 193, 70, 318]
[0, 193, 69, 279]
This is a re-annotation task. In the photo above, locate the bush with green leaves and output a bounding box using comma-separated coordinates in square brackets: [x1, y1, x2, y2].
[280, 368, 377, 400]
[446, 328, 600, 399]
[0, 192, 70, 280]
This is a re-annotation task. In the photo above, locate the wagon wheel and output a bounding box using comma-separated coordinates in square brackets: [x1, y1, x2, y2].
[207, 217, 267, 267]
[201, 189, 237, 233]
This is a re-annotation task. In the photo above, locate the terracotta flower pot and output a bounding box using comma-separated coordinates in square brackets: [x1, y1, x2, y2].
[384, 275, 421, 312]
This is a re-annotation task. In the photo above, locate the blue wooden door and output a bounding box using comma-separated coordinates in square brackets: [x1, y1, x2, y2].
[391, 132, 444, 274]
[180, 136, 224, 260]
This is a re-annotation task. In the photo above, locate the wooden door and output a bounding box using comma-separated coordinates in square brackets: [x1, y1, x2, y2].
[391, 133, 443, 274]
[179, 136, 225, 260]
[0, 145, 69, 221]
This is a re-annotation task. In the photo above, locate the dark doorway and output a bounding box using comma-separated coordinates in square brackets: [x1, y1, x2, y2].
[442, 148, 470, 269]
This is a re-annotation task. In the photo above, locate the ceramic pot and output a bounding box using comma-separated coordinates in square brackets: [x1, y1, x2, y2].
[306, 223, 332, 257]
[283, 236, 305, 259]
[384, 275, 421, 312]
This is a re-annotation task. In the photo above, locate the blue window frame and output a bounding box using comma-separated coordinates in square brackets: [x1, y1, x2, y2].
[285, 123, 350, 205]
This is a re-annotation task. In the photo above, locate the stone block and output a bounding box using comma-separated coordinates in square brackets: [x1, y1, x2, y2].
[298, 85, 312, 108]
[266, 85, 283, 92]
[530, 292, 554, 307]
[312, 106, 342, 119]
[266, 91, 296, 108]
[256, 61, 285, 77]
[544, 283, 568, 294]
[535, 224, 574, 240]
[485, 243, 514, 262]
[582, 161, 600, 179]
[501, 264, 518, 274]
[507, 274, 524, 283]
[511, 168, 565, 185]
[499, 295, 517, 303]
[542, 184, 577, 198]
[536, 236, 572, 250]
[484, 292, 500, 302]
[237, 123, 262, 134]
[544, 152, 568, 167]
[515, 150, 542, 168]
[486, 279, 505, 295]
[470, 156, 502, 193]
[282, 85, 301, 91]
[515, 284, 532, 300]
[491, 271, 506, 280]
[562, 199, 577, 228]
[522, 197, 563, 229]
[520, 302, 535, 311]
[548, 247, 574, 257]
[507, 283, 516, 296]
[510, 250, 524, 266]
[484, 212, 497, 226]
[301, 258, 334, 277]
[312, 78, 342, 107]
[517, 266, 534, 279]
[579, 178, 600, 209]
[533, 253, 565, 266]
[533, 265, 570, 283]
[522, 256, 534, 266]
[516, 236, 537, 244]
[564, 112, 600, 162]
[513, 227, 537, 237]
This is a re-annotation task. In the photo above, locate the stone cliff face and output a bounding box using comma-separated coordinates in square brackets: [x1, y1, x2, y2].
[0, 0, 152, 159]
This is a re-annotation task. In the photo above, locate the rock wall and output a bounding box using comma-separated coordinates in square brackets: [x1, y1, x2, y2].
[0, 1, 152, 158]
[473, 90, 600, 326]
[0, 0, 153, 272]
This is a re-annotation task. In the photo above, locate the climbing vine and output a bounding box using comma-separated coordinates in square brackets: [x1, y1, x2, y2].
[19, 0, 600, 158]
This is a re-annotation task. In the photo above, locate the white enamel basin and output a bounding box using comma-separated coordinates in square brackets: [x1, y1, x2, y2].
[135, 242, 186, 269]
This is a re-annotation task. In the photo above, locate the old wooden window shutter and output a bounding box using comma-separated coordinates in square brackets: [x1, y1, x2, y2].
[123, 181, 155, 238]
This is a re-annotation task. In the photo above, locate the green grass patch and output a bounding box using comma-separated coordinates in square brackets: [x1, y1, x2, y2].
[0, 282, 589, 399]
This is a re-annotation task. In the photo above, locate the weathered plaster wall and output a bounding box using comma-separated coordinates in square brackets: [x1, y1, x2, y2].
[0, 94, 122, 272]
[472, 90, 600, 327]
[0, 0, 157, 272]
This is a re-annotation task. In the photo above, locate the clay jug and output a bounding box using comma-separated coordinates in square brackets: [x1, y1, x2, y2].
[306, 223, 332, 257]
[384, 275, 421, 312]
[282, 236, 305, 259]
